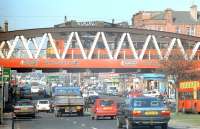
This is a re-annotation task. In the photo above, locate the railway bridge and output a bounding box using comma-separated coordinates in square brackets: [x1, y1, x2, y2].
[1, 27, 200, 72]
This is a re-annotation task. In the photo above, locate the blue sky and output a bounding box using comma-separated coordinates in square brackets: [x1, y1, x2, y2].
[0, 0, 199, 30]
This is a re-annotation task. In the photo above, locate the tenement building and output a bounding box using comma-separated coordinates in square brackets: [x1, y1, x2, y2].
[132, 5, 200, 37]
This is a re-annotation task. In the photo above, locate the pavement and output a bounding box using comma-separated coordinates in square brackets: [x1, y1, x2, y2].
[0, 113, 12, 129]
[169, 119, 200, 129]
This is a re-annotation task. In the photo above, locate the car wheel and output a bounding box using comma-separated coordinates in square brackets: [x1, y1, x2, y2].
[78, 111, 84, 116]
[94, 115, 98, 120]
[32, 114, 36, 118]
[125, 118, 133, 129]
[116, 117, 123, 128]
[111, 116, 115, 119]
[161, 123, 168, 129]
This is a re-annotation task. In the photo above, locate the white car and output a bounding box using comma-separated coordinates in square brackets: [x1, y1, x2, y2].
[88, 91, 98, 96]
[31, 86, 40, 93]
[143, 90, 160, 97]
[36, 100, 51, 112]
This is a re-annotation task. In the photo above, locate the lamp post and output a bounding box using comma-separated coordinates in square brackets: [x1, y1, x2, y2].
[0, 67, 3, 124]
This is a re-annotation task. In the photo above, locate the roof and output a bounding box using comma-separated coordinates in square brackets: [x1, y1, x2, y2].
[172, 11, 197, 24]
[54, 20, 128, 28]
[144, 10, 200, 24]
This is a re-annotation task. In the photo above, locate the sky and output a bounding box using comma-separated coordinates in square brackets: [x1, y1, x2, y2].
[0, 0, 199, 30]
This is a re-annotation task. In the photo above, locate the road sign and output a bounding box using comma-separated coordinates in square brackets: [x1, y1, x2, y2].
[0, 68, 11, 83]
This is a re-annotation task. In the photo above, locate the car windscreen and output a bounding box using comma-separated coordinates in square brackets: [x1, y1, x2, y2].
[39, 101, 49, 104]
[100, 100, 114, 107]
[131, 98, 163, 108]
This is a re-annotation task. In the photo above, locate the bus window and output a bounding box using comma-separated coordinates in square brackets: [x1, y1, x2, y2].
[184, 92, 193, 100]
[179, 92, 184, 100]
[179, 92, 193, 100]
[197, 90, 200, 100]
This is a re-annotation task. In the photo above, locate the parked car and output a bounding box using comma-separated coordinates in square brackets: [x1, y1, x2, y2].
[13, 100, 36, 118]
[36, 100, 51, 112]
[116, 96, 170, 129]
[143, 90, 160, 97]
[91, 99, 117, 120]
[88, 90, 99, 96]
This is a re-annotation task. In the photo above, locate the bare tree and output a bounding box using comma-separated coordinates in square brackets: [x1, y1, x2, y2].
[158, 51, 200, 113]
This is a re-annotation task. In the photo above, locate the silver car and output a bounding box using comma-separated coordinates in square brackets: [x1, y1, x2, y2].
[13, 100, 36, 118]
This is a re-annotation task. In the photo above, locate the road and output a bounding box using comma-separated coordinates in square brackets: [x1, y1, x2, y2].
[8, 96, 197, 129]
[13, 112, 197, 129]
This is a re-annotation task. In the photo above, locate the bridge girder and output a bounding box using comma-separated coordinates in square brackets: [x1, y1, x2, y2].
[0, 27, 200, 69]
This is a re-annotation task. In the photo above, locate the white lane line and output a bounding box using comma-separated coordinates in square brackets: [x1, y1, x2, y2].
[81, 123, 85, 127]
[91, 127, 98, 129]
[73, 121, 77, 124]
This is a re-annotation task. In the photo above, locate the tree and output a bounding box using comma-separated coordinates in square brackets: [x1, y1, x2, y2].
[158, 51, 200, 113]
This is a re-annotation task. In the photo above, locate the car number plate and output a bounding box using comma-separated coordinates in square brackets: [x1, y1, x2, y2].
[145, 111, 158, 116]
[103, 107, 112, 110]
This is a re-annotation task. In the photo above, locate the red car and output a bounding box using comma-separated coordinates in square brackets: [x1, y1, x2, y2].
[91, 99, 117, 120]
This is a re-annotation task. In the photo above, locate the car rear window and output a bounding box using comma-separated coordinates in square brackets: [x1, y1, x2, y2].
[100, 100, 114, 106]
[16, 101, 32, 106]
[39, 101, 49, 104]
[132, 98, 163, 108]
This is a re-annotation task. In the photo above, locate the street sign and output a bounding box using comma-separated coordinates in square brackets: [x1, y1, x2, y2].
[0, 68, 11, 83]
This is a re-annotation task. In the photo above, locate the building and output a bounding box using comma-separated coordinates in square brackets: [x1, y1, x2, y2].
[132, 5, 200, 37]
[0, 26, 3, 32]
[54, 18, 129, 28]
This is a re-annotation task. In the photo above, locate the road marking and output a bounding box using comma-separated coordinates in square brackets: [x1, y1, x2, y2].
[73, 121, 77, 124]
[91, 127, 98, 129]
[66, 118, 69, 120]
[81, 123, 85, 127]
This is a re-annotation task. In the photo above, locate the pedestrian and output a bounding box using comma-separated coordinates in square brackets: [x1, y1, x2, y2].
[84, 97, 89, 112]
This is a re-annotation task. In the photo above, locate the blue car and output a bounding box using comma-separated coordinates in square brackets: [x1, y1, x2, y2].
[117, 96, 170, 129]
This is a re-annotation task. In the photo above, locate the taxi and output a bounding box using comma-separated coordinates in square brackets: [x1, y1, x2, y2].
[91, 99, 117, 120]
[117, 97, 170, 129]
[13, 100, 36, 118]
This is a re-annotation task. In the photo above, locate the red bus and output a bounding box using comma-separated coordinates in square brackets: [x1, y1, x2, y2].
[178, 81, 200, 113]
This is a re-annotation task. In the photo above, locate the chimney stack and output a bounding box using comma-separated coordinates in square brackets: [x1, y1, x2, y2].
[3, 20, 8, 32]
[164, 8, 173, 23]
[190, 5, 198, 20]
[64, 16, 67, 23]
[112, 19, 115, 24]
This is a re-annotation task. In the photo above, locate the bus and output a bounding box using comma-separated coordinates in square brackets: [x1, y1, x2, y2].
[178, 81, 200, 113]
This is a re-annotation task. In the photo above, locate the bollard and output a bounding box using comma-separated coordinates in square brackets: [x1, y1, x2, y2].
[12, 113, 16, 129]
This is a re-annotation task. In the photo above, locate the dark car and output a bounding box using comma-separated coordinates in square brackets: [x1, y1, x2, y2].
[117, 97, 170, 129]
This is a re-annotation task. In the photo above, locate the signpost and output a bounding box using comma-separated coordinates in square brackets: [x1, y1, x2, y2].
[0, 67, 11, 124]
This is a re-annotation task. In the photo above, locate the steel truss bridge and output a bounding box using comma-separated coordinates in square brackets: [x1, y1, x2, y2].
[1, 27, 200, 72]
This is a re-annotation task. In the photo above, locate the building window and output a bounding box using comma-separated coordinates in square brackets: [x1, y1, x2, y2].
[186, 27, 190, 35]
[191, 27, 195, 36]
[176, 27, 181, 33]
[186, 27, 195, 36]
[158, 26, 163, 31]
